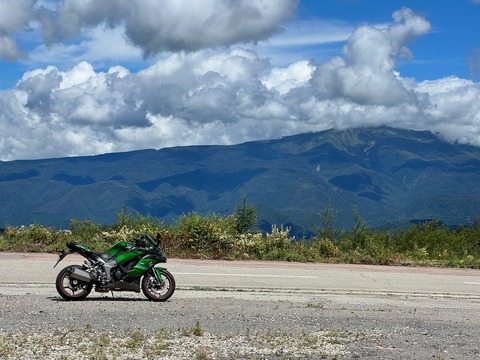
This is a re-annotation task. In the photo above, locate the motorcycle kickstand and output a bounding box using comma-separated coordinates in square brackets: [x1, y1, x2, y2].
[111, 291, 115, 299]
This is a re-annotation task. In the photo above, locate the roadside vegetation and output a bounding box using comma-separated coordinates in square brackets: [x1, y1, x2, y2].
[0, 196, 479, 269]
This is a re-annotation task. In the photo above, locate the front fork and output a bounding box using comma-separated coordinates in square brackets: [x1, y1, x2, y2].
[152, 267, 166, 283]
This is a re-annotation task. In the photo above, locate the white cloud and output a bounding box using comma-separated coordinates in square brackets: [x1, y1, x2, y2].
[2, 0, 296, 64]
[253, 19, 355, 67]
[2, 5, 480, 161]
[0, 34, 22, 60]
[0, 0, 35, 32]
[58, 61, 96, 89]
[26, 24, 143, 69]
[0, 0, 36, 60]
[265, 20, 353, 47]
[37, 0, 297, 55]
[262, 60, 314, 95]
[311, 7, 431, 106]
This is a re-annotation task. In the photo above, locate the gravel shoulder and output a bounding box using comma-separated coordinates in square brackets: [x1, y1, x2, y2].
[1, 286, 479, 359]
[0, 254, 479, 359]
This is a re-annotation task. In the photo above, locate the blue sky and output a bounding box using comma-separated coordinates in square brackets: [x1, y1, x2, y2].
[297, 0, 480, 81]
[0, 0, 479, 160]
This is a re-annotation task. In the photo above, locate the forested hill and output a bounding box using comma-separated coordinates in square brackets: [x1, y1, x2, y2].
[2, 126, 480, 236]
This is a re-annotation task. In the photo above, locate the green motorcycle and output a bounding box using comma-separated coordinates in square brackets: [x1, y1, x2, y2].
[54, 232, 175, 301]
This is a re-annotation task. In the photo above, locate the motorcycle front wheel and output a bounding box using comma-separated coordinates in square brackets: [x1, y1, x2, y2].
[141, 269, 175, 302]
[56, 265, 93, 301]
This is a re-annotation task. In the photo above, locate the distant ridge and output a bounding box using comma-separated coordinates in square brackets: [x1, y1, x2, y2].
[1, 126, 480, 236]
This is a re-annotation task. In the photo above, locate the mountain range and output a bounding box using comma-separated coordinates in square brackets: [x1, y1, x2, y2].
[1, 126, 480, 237]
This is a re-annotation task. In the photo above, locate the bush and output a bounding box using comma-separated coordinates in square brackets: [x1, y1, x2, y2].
[1, 206, 479, 269]
[311, 238, 339, 258]
[243, 225, 295, 260]
[171, 212, 235, 258]
[0, 224, 72, 252]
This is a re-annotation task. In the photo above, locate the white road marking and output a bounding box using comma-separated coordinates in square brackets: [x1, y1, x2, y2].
[463, 282, 480, 285]
[175, 272, 318, 279]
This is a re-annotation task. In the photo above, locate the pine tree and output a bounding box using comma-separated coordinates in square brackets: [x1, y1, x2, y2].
[233, 194, 257, 234]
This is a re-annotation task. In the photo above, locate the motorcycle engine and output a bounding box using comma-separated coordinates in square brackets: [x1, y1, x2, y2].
[111, 267, 124, 281]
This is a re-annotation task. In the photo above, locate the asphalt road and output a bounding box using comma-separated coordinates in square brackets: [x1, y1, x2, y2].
[1, 252, 479, 359]
[1, 252, 479, 296]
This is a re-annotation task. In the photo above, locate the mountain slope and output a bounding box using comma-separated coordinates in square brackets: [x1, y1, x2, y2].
[1, 127, 480, 235]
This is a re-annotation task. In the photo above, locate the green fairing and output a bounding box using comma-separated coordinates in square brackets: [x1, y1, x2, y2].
[127, 258, 157, 277]
[115, 249, 144, 264]
[107, 241, 134, 257]
[77, 244, 92, 252]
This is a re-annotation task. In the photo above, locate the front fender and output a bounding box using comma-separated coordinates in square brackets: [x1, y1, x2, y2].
[153, 267, 167, 281]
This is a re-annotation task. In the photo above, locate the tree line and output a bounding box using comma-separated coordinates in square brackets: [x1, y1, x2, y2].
[0, 195, 479, 268]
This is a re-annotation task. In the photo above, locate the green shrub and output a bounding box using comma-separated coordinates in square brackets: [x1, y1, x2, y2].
[242, 225, 295, 260]
[171, 212, 234, 258]
[310, 238, 339, 258]
[0, 224, 72, 252]
[1, 205, 479, 269]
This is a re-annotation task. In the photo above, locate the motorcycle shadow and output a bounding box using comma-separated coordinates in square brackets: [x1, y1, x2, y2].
[50, 296, 152, 302]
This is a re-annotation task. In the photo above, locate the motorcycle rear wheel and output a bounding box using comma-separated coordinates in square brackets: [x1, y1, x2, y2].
[141, 269, 175, 302]
[56, 265, 93, 301]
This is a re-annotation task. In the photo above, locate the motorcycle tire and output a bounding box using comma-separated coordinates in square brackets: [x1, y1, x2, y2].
[56, 265, 93, 301]
[141, 269, 175, 302]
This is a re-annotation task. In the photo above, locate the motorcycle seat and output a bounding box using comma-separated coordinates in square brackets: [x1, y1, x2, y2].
[94, 251, 112, 261]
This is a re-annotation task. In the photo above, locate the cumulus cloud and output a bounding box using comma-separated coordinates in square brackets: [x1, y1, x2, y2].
[1, 5, 480, 161]
[311, 7, 431, 106]
[1, 46, 313, 160]
[1, 0, 296, 61]
[37, 0, 297, 56]
[262, 60, 314, 95]
[0, 0, 36, 60]
[26, 24, 143, 69]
